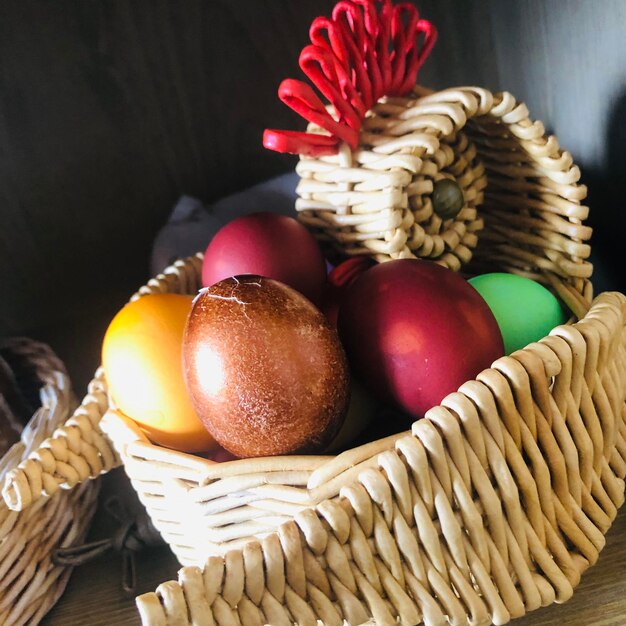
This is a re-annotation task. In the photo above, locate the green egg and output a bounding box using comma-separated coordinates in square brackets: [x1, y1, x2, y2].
[468, 273, 569, 355]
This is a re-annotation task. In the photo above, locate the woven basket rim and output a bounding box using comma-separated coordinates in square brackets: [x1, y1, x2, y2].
[99, 263, 622, 485]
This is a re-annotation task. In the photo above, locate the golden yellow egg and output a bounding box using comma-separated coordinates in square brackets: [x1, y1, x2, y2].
[102, 293, 217, 453]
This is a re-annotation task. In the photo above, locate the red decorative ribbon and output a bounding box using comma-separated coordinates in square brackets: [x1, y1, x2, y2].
[263, 0, 437, 156]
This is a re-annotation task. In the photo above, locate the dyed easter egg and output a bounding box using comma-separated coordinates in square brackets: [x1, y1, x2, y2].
[320, 256, 375, 326]
[184, 276, 349, 458]
[325, 378, 378, 452]
[338, 259, 504, 418]
[468, 273, 568, 354]
[201, 212, 327, 305]
[102, 294, 217, 453]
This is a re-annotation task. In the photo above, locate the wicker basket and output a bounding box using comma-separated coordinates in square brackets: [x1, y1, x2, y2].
[4, 86, 626, 626]
[294, 86, 592, 290]
[0, 339, 100, 625]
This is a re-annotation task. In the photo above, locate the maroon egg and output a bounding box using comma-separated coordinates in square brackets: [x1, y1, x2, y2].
[183, 276, 349, 457]
[337, 259, 504, 418]
[201, 212, 327, 305]
[320, 256, 375, 326]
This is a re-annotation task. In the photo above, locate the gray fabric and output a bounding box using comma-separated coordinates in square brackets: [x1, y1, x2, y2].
[151, 172, 299, 275]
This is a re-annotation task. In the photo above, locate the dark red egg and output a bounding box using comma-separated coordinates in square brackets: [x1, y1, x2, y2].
[183, 276, 349, 457]
[337, 259, 504, 418]
[201, 212, 327, 305]
[320, 256, 375, 326]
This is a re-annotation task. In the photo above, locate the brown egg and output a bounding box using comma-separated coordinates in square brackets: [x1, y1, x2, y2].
[183, 276, 349, 457]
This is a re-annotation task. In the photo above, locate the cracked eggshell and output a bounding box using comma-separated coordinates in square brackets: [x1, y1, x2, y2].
[183, 276, 350, 457]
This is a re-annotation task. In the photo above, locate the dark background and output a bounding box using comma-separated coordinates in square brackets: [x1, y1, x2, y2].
[1, 0, 625, 387]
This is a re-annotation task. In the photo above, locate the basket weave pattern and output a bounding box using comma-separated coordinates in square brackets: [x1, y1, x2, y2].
[3, 87, 625, 626]
[296, 86, 593, 292]
[7, 252, 615, 626]
[0, 341, 99, 625]
[2, 369, 117, 512]
[4, 259, 625, 626]
[122, 263, 626, 626]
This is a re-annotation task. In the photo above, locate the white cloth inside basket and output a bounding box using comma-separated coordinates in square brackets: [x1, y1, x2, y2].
[151, 172, 299, 276]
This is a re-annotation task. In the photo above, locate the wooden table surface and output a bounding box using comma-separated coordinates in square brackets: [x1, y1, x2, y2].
[40, 469, 626, 626]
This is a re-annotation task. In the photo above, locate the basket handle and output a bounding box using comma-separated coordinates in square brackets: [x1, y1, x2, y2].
[2, 367, 120, 511]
